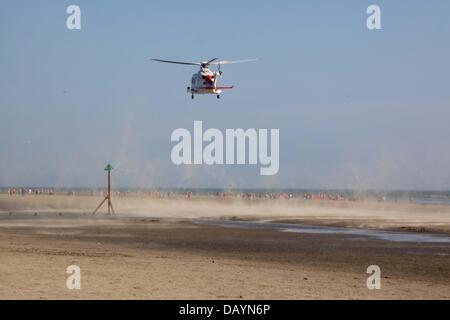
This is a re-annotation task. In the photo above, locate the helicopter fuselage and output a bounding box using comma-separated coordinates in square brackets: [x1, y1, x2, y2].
[188, 67, 221, 95]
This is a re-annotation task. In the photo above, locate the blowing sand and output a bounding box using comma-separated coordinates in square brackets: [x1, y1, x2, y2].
[0, 195, 449, 299]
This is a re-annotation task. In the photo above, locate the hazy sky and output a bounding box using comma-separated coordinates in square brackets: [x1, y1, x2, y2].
[1, 0, 449, 189]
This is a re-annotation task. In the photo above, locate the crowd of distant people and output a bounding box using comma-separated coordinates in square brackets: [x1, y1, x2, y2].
[5, 188, 54, 196]
[1, 187, 368, 202]
[302, 192, 362, 202]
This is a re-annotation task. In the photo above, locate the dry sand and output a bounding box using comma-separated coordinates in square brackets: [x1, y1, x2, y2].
[0, 195, 449, 299]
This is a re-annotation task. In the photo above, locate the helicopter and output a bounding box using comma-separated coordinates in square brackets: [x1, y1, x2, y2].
[151, 58, 256, 99]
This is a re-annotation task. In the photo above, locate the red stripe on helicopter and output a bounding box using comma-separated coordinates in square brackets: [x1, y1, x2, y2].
[216, 86, 234, 89]
[196, 86, 234, 90]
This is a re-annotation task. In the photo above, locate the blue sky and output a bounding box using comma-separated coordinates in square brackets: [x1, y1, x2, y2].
[1, 0, 449, 189]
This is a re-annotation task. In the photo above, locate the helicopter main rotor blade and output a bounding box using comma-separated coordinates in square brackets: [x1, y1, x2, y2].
[210, 59, 258, 65]
[205, 58, 219, 65]
[151, 58, 201, 66]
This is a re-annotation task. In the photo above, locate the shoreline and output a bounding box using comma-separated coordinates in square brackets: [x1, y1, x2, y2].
[2, 194, 450, 234]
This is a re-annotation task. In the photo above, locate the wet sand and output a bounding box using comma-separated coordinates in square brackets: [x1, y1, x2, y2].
[0, 195, 449, 299]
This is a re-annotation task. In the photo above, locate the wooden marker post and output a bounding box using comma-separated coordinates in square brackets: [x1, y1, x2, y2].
[92, 164, 115, 215]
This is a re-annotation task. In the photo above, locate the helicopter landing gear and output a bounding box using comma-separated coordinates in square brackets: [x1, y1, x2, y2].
[217, 95, 220, 99]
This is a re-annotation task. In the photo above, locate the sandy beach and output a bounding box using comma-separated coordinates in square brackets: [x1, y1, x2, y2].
[0, 194, 449, 299]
